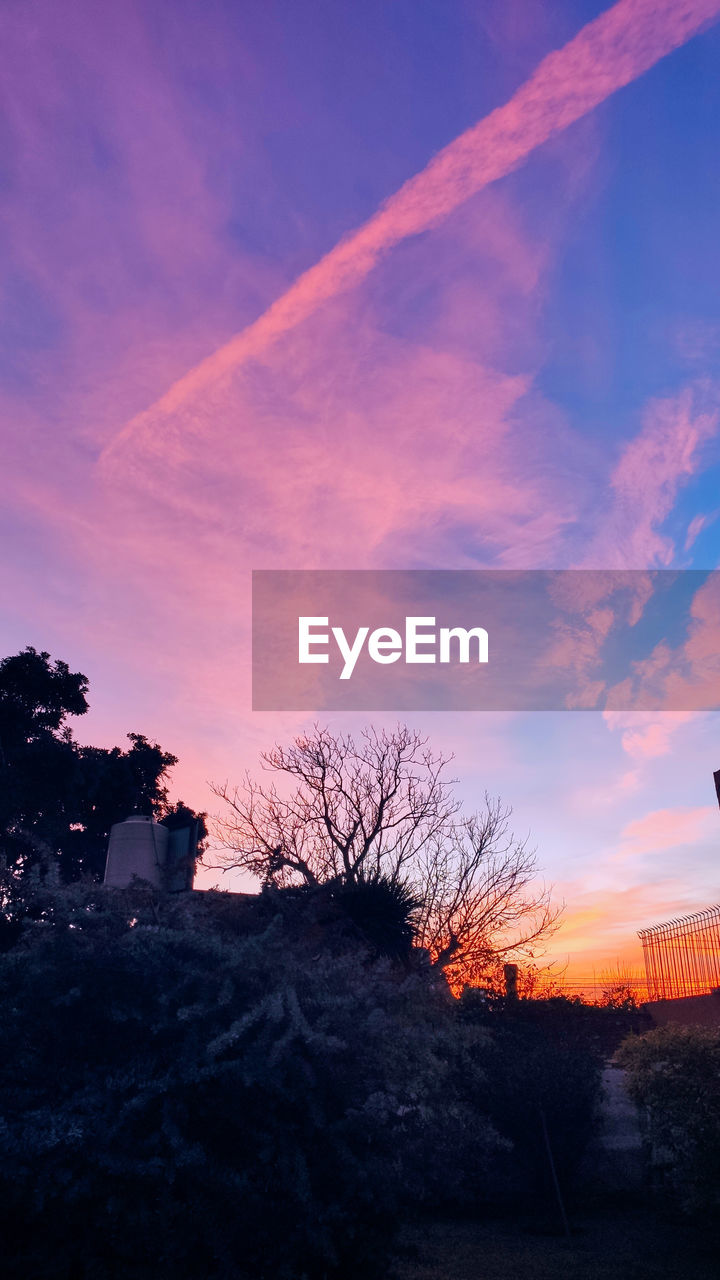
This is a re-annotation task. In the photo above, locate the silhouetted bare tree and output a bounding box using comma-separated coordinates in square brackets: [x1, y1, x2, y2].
[212, 725, 456, 888]
[212, 725, 560, 984]
[415, 800, 560, 989]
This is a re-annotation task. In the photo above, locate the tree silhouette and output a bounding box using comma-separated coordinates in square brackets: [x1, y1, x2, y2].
[212, 724, 559, 984]
[0, 647, 205, 881]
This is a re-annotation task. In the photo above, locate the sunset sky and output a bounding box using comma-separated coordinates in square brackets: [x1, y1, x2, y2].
[3, 0, 720, 983]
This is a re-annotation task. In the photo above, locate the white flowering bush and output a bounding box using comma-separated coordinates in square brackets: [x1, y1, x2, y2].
[0, 883, 502, 1278]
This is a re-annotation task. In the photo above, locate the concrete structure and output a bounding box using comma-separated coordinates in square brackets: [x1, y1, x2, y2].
[103, 815, 169, 890]
[645, 989, 720, 1028]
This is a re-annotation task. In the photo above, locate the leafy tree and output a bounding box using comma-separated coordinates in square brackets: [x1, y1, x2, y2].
[0, 646, 89, 744]
[0, 647, 205, 881]
[0, 647, 89, 871]
[55, 733, 179, 879]
[212, 725, 559, 986]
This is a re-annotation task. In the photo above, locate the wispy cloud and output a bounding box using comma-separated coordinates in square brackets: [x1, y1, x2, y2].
[580, 385, 719, 568]
[603, 711, 697, 759]
[600, 570, 720, 714]
[547, 879, 693, 974]
[535, 385, 720, 707]
[99, 0, 720, 472]
[685, 509, 720, 551]
[615, 804, 717, 857]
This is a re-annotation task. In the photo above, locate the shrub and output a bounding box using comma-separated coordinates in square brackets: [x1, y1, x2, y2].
[0, 884, 501, 1278]
[458, 990, 605, 1197]
[617, 1024, 720, 1212]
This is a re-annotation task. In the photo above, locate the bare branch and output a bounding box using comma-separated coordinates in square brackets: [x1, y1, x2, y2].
[209, 726, 561, 986]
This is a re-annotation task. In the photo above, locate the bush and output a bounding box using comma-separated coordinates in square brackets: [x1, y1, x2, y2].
[458, 991, 606, 1197]
[0, 884, 502, 1278]
[617, 1024, 720, 1212]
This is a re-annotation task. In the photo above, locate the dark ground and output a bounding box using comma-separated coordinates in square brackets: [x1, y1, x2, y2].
[390, 1201, 720, 1280]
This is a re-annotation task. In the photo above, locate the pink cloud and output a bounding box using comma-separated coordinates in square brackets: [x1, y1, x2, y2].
[615, 805, 717, 858]
[536, 572, 655, 708]
[603, 709, 699, 760]
[99, 0, 720, 474]
[580, 385, 719, 569]
[530, 385, 720, 707]
[2, 159, 583, 744]
[564, 768, 642, 815]
[685, 513, 709, 550]
[0, 0, 286, 473]
[601, 572, 720, 714]
[620, 719, 686, 759]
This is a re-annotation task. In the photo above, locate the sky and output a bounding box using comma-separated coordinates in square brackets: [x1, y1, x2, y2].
[2, 0, 720, 985]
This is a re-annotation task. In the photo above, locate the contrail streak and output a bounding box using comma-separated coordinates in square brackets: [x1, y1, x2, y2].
[100, 0, 720, 469]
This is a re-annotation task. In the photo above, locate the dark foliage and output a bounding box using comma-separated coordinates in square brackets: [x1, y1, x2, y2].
[212, 726, 559, 984]
[0, 883, 502, 1280]
[195, 878, 425, 966]
[457, 990, 623, 1198]
[330, 876, 422, 959]
[0, 647, 206, 881]
[617, 1024, 720, 1213]
[0, 646, 89, 740]
[461, 988, 652, 1057]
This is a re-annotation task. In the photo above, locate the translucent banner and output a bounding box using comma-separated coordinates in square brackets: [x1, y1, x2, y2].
[252, 570, 720, 711]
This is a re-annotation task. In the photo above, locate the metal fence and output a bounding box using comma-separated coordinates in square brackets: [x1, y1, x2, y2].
[557, 977, 650, 1003]
[639, 904, 720, 1000]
